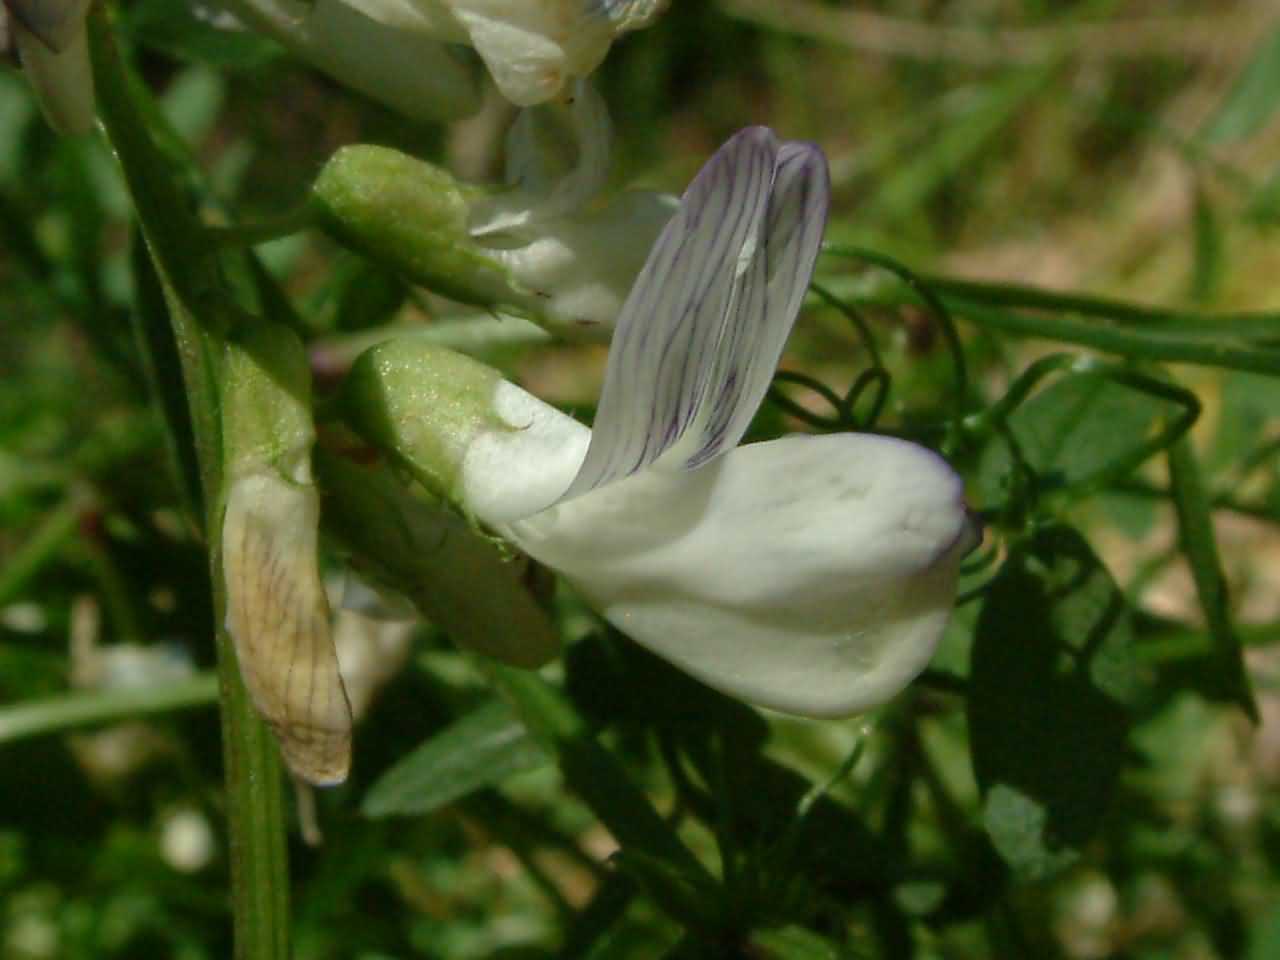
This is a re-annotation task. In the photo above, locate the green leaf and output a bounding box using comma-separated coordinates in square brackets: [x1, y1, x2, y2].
[129, 240, 205, 525]
[480, 663, 722, 917]
[977, 370, 1175, 506]
[1201, 24, 1280, 144]
[1166, 439, 1258, 719]
[969, 525, 1138, 880]
[362, 700, 548, 818]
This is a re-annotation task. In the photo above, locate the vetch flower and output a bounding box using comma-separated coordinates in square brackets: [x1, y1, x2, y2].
[3, 0, 95, 134]
[345, 127, 979, 717]
[313, 80, 675, 337]
[220, 0, 481, 122]
[338, 0, 667, 105]
[220, 324, 352, 785]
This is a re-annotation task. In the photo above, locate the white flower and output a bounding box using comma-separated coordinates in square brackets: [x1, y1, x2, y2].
[340, 0, 667, 105]
[221, 0, 481, 122]
[347, 127, 978, 717]
[220, 325, 352, 785]
[3, 0, 95, 134]
[312, 80, 676, 336]
[471, 79, 678, 334]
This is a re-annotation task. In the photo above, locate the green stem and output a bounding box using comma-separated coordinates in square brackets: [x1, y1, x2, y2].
[0, 674, 219, 744]
[824, 245, 970, 420]
[1167, 439, 1259, 720]
[817, 270, 1280, 374]
[920, 273, 1280, 339]
[205, 204, 321, 249]
[926, 296, 1280, 375]
[89, 12, 290, 957]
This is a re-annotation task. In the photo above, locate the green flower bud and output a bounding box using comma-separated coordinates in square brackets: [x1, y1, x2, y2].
[222, 323, 315, 482]
[312, 145, 538, 313]
[341, 337, 509, 504]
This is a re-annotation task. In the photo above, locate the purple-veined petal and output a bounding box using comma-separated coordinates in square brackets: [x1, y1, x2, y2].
[560, 127, 829, 500]
[560, 127, 775, 497]
[676, 140, 830, 469]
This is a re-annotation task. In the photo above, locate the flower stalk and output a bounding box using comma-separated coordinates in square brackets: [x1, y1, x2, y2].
[88, 12, 291, 956]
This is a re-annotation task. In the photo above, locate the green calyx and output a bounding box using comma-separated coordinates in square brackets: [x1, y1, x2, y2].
[342, 338, 510, 504]
[312, 145, 535, 311]
[222, 322, 315, 482]
[315, 449, 559, 668]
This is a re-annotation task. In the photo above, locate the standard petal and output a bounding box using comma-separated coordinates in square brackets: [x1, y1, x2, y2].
[509, 433, 976, 716]
[228, 0, 480, 122]
[562, 131, 830, 496]
[561, 126, 780, 499]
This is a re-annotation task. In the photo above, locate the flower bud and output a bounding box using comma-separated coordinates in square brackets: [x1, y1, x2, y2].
[340, 337, 507, 502]
[221, 323, 352, 785]
[313, 84, 675, 339]
[312, 145, 540, 313]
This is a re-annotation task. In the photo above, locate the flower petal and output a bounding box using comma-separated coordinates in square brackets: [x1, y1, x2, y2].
[470, 79, 612, 238]
[223, 474, 353, 785]
[562, 128, 829, 500]
[336, 0, 463, 36]
[449, 2, 615, 105]
[510, 433, 975, 716]
[489, 189, 678, 335]
[561, 127, 775, 497]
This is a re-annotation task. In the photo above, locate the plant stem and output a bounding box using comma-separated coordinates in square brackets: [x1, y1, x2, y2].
[919, 273, 1280, 339]
[916, 292, 1280, 375]
[205, 205, 321, 249]
[89, 11, 290, 956]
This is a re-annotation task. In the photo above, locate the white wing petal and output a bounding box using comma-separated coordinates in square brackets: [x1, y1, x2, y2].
[512, 433, 975, 716]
